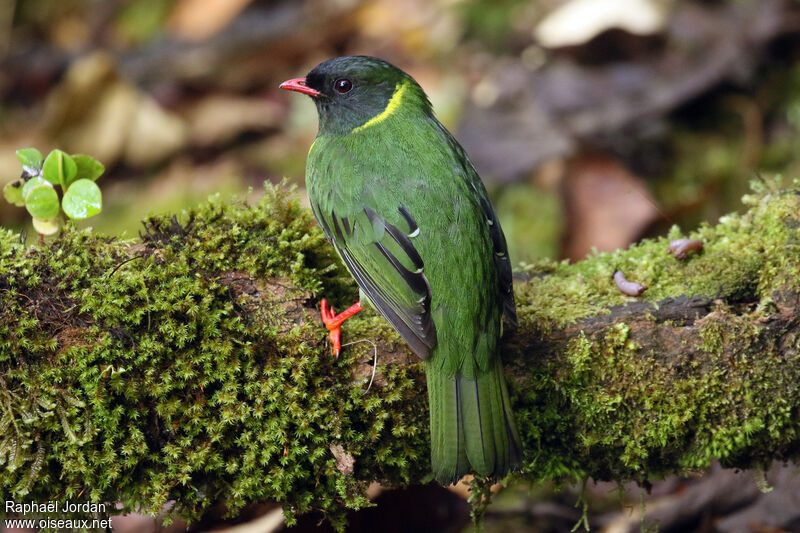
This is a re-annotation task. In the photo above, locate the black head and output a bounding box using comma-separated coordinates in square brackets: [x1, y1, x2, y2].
[280, 56, 430, 136]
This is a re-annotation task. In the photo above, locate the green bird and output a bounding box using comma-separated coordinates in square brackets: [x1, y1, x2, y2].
[280, 56, 522, 484]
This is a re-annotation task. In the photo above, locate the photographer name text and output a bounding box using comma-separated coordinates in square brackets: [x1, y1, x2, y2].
[5, 500, 108, 514]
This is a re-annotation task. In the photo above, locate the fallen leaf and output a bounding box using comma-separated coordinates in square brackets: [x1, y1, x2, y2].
[168, 0, 254, 41]
[123, 94, 187, 167]
[561, 154, 660, 261]
[534, 0, 668, 48]
[183, 94, 282, 146]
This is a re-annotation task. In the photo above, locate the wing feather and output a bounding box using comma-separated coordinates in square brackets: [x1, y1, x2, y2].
[316, 204, 437, 359]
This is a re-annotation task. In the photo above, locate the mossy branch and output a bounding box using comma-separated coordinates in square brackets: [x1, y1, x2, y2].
[1, 180, 799, 528]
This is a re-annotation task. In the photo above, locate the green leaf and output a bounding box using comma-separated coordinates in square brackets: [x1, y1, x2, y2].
[3, 180, 25, 206]
[71, 154, 105, 184]
[42, 149, 77, 187]
[25, 184, 60, 219]
[32, 217, 60, 236]
[62, 179, 102, 219]
[22, 176, 51, 200]
[16, 148, 43, 171]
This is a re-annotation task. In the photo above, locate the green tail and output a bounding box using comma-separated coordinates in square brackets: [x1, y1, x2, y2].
[427, 358, 523, 484]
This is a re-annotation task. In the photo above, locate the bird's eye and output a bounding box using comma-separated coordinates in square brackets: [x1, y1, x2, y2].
[334, 78, 353, 94]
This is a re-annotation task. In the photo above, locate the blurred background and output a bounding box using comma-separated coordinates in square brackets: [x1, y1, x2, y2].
[2, 0, 800, 531]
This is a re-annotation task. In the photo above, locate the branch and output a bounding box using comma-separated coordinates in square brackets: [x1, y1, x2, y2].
[1, 180, 799, 529]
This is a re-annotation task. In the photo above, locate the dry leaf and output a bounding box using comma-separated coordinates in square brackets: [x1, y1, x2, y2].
[168, 0, 254, 41]
[535, 0, 668, 48]
[183, 95, 282, 146]
[561, 154, 660, 261]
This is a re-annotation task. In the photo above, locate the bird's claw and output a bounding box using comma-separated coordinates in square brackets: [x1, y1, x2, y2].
[319, 299, 363, 357]
[320, 299, 342, 356]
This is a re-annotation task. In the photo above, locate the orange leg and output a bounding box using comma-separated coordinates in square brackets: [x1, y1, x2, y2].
[320, 299, 363, 356]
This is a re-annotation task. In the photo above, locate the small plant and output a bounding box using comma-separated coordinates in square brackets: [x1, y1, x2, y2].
[3, 148, 104, 236]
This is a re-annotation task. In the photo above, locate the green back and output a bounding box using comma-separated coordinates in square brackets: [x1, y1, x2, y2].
[306, 79, 512, 378]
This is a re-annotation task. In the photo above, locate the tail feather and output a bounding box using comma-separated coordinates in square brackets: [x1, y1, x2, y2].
[428, 370, 467, 484]
[487, 363, 509, 472]
[499, 366, 524, 468]
[453, 377, 470, 476]
[427, 358, 522, 484]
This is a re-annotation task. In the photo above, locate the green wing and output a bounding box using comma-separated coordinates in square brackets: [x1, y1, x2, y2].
[312, 201, 438, 359]
[440, 123, 517, 332]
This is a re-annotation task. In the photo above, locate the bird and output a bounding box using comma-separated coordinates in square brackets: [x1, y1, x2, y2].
[280, 56, 522, 484]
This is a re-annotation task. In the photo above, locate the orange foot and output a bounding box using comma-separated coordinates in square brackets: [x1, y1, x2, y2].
[320, 299, 364, 356]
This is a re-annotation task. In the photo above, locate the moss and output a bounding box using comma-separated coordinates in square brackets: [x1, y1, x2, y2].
[517, 178, 800, 330]
[0, 182, 428, 529]
[508, 177, 800, 488]
[1, 178, 800, 528]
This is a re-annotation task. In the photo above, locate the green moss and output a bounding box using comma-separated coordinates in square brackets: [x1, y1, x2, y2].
[517, 178, 800, 329]
[0, 182, 427, 529]
[2, 178, 800, 528]
[509, 177, 800, 487]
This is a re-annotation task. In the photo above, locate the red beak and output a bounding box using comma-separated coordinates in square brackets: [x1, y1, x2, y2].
[279, 77, 322, 98]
